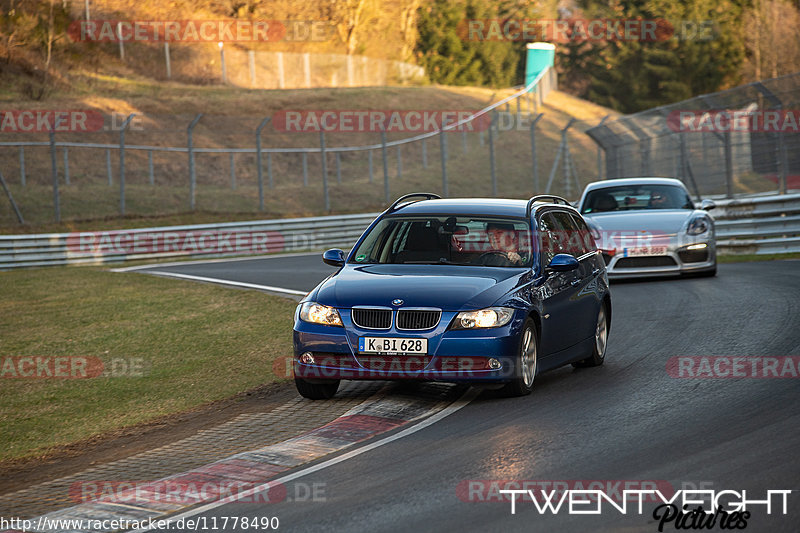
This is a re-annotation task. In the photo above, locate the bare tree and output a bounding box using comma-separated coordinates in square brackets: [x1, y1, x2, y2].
[743, 0, 800, 81]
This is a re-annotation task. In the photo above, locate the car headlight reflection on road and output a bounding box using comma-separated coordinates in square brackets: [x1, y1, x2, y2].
[453, 307, 514, 329]
[687, 216, 710, 235]
[299, 302, 343, 327]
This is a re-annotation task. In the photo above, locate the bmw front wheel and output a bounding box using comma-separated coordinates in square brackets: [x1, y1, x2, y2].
[501, 318, 537, 397]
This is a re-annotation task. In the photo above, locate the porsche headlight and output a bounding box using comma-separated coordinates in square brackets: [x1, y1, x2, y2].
[687, 216, 710, 236]
[453, 307, 514, 329]
[299, 302, 343, 327]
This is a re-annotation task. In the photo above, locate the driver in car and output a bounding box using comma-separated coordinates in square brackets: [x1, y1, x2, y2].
[480, 222, 525, 266]
[649, 192, 668, 208]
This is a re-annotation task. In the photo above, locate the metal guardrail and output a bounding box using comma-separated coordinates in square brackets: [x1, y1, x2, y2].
[1, 192, 798, 269]
[0, 213, 378, 270]
[713, 193, 800, 254]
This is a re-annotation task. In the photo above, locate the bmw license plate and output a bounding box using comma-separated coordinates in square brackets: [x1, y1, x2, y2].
[359, 337, 427, 354]
[624, 246, 668, 257]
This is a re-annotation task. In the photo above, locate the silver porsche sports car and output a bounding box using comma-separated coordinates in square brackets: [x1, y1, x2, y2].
[577, 177, 717, 278]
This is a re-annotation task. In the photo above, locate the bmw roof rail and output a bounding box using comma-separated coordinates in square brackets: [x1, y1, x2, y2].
[526, 195, 571, 216]
[388, 192, 442, 212]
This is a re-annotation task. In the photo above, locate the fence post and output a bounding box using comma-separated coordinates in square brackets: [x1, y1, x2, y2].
[267, 152, 273, 190]
[422, 138, 428, 168]
[19, 147, 25, 187]
[461, 129, 467, 154]
[255, 116, 271, 210]
[119, 113, 136, 216]
[0, 171, 24, 224]
[381, 130, 390, 203]
[63, 147, 70, 185]
[164, 42, 171, 79]
[368, 150, 374, 183]
[148, 150, 154, 185]
[49, 130, 60, 222]
[320, 131, 330, 211]
[488, 111, 497, 197]
[753, 82, 787, 194]
[106, 148, 112, 185]
[723, 130, 733, 198]
[248, 50, 256, 87]
[187, 113, 203, 211]
[302, 153, 309, 187]
[595, 115, 610, 180]
[530, 113, 543, 192]
[229, 152, 236, 189]
[336, 152, 342, 184]
[440, 129, 448, 197]
[397, 145, 402, 179]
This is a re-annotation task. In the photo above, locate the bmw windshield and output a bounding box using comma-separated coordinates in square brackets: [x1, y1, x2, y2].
[350, 216, 533, 267]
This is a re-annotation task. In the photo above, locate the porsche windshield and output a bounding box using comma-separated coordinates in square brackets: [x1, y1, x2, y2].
[351, 216, 533, 267]
[581, 185, 694, 213]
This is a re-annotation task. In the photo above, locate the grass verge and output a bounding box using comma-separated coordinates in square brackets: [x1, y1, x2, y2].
[0, 267, 296, 462]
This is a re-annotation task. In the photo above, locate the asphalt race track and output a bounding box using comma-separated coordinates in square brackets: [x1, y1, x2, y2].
[131, 257, 800, 533]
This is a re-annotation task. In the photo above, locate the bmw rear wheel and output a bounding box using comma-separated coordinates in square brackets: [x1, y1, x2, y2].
[573, 304, 607, 368]
[295, 378, 340, 400]
[500, 319, 537, 397]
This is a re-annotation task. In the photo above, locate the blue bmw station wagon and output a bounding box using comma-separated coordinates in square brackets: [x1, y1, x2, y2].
[293, 193, 611, 399]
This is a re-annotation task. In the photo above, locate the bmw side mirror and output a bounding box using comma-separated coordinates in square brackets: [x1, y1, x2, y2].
[700, 199, 716, 211]
[546, 254, 580, 272]
[322, 248, 346, 267]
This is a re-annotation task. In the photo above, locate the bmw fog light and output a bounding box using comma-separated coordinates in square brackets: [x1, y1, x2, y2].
[488, 358, 502, 370]
[300, 352, 315, 364]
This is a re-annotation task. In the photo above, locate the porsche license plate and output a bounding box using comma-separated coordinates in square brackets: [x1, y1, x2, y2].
[359, 337, 427, 354]
[624, 246, 668, 257]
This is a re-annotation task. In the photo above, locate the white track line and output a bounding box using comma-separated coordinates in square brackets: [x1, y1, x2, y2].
[132, 387, 479, 533]
[139, 271, 307, 296]
[111, 251, 321, 272]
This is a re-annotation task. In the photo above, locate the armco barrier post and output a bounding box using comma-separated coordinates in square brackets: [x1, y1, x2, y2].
[187, 113, 203, 211]
[530, 113, 543, 191]
[119, 113, 136, 216]
[320, 131, 330, 211]
[440, 128, 448, 197]
[255, 117, 271, 210]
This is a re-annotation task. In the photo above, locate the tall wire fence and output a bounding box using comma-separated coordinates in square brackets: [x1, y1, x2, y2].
[586, 72, 800, 199]
[0, 68, 571, 227]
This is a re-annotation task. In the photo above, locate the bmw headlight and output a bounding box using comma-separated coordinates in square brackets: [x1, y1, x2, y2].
[452, 307, 514, 329]
[687, 216, 710, 236]
[299, 302, 343, 327]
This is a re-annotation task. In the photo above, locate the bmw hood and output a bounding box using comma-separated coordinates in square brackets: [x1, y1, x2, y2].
[314, 264, 527, 311]
[583, 210, 695, 235]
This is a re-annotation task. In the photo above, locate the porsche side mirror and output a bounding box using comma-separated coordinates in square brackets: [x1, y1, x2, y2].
[700, 199, 716, 211]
